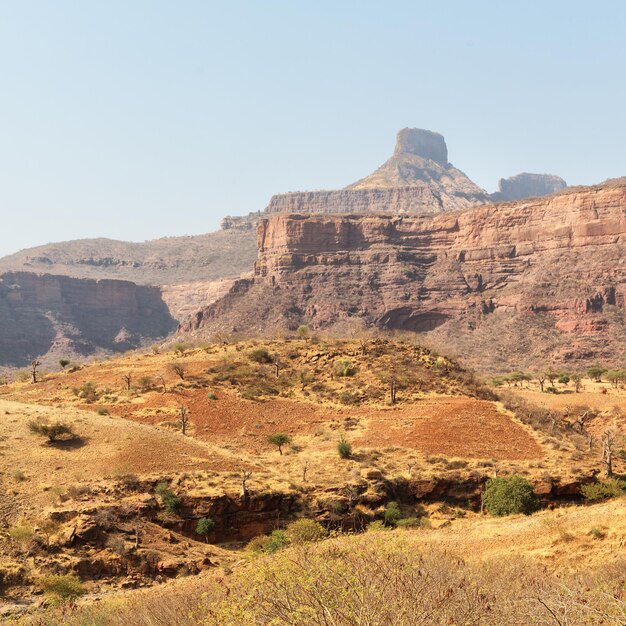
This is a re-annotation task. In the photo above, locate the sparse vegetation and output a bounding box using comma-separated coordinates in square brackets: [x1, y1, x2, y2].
[195, 517, 216, 542]
[155, 483, 182, 513]
[337, 435, 352, 459]
[580, 478, 625, 502]
[38, 574, 85, 605]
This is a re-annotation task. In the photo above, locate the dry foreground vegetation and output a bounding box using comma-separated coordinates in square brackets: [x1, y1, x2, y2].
[0, 337, 625, 624]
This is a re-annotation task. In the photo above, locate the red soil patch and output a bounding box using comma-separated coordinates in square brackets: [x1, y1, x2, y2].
[355, 397, 544, 460]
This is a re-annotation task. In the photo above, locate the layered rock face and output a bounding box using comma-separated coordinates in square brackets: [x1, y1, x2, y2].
[182, 180, 626, 371]
[0, 272, 177, 367]
[491, 173, 567, 202]
[265, 128, 491, 216]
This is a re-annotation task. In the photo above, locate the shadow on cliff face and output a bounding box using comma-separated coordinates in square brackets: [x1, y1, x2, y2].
[0, 273, 178, 367]
[0, 303, 57, 367]
[379, 307, 449, 332]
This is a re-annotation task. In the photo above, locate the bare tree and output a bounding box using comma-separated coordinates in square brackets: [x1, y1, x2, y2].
[241, 470, 252, 500]
[178, 405, 190, 435]
[574, 410, 590, 434]
[157, 375, 167, 393]
[274, 355, 280, 378]
[122, 373, 132, 391]
[302, 461, 309, 482]
[390, 377, 398, 404]
[537, 374, 546, 393]
[170, 363, 186, 380]
[602, 429, 616, 477]
[31, 360, 41, 384]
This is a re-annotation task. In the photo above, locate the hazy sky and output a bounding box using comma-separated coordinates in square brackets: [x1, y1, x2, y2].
[1, 1, 625, 257]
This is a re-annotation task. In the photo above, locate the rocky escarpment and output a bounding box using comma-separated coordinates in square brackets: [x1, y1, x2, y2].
[181, 179, 626, 371]
[491, 173, 567, 202]
[0, 272, 177, 367]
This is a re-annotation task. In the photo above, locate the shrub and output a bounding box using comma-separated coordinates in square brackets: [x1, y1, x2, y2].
[9, 524, 34, 545]
[38, 574, 85, 605]
[78, 381, 99, 403]
[396, 517, 422, 528]
[12, 469, 26, 482]
[384, 501, 402, 526]
[267, 433, 291, 455]
[337, 437, 352, 459]
[366, 520, 390, 532]
[96, 407, 109, 416]
[207, 391, 218, 400]
[155, 483, 182, 513]
[580, 479, 625, 502]
[285, 519, 327, 544]
[257, 530, 288, 553]
[334, 358, 356, 377]
[483, 476, 539, 516]
[59, 359, 70, 369]
[297, 325, 309, 340]
[196, 517, 216, 542]
[137, 376, 153, 392]
[558, 375, 570, 384]
[249, 348, 274, 364]
[28, 420, 76, 443]
[172, 342, 191, 356]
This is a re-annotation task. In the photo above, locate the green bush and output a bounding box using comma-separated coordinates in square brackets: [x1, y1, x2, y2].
[96, 407, 109, 416]
[264, 530, 288, 553]
[384, 501, 402, 526]
[38, 574, 85, 605]
[196, 517, 216, 541]
[334, 358, 356, 377]
[207, 391, 218, 400]
[285, 519, 327, 544]
[580, 479, 625, 502]
[337, 437, 352, 459]
[483, 476, 539, 516]
[59, 359, 70, 369]
[396, 517, 422, 528]
[155, 483, 182, 513]
[558, 375, 570, 384]
[249, 348, 274, 364]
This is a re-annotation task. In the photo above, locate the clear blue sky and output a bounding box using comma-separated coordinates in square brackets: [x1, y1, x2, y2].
[1, 1, 625, 257]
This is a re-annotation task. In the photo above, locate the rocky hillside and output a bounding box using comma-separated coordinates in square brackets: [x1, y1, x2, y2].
[0, 272, 176, 368]
[181, 179, 626, 371]
[0, 227, 258, 288]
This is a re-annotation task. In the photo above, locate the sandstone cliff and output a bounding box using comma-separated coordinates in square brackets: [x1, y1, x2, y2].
[0, 272, 177, 367]
[181, 179, 626, 371]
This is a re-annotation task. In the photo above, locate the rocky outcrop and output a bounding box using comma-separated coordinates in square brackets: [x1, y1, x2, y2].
[182, 179, 626, 371]
[0, 272, 177, 367]
[491, 173, 567, 202]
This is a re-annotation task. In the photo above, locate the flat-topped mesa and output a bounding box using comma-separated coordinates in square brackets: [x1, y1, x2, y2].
[491, 173, 567, 202]
[393, 127, 448, 163]
[265, 127, 491, 215]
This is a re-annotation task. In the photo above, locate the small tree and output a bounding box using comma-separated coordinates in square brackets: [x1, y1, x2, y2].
[297, 325, 309, 340]
[572, 374, 583, 393]
[196, 517, 216, 542]
[267, 433, 291, 455]
[602, 429, 616, 477]
[587, 366, 606, 383]
[240, 469, 252, 500]
[31, 359, 41, 384]
[59, 359, 70, 370]
[482, 476, 539, 516]
[122, 373, 132, 391]
[178, 405, 190, 435]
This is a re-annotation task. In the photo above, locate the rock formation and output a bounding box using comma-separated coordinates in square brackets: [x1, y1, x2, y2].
[181, 179, 626, 371]
[0, 272, 177, 367]
[491, 173, 567, 202]
[265, 128, 491, 216]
